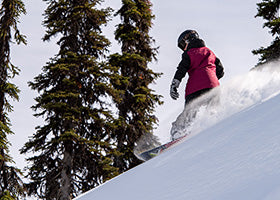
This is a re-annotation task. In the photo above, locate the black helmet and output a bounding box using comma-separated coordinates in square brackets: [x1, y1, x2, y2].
[177, 30, 199, 50]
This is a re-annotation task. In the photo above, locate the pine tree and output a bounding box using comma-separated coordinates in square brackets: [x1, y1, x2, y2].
[20, 0, 119, 199]
[252, 0, 280, 65]
[109, 0, 162, 172]
[0, 0, 26, 199]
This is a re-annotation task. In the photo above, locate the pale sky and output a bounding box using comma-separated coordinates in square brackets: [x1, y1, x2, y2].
[9, 0, 272, 170]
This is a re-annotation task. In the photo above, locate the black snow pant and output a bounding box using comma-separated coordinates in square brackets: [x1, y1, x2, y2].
[185, 88, 212, 106]
[171, 87, 219, 140]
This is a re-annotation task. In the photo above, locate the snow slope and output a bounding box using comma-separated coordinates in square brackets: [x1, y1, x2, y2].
[75, 65, 280, 200]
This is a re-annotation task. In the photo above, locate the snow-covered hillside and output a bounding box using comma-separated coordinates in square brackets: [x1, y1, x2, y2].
[75, 64, 280, 200]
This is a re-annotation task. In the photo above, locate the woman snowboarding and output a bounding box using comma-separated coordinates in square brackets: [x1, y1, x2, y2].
[170, 30, 224, 140]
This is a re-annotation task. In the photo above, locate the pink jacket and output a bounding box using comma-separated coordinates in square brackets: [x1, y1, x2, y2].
[185, 47, 220, 96]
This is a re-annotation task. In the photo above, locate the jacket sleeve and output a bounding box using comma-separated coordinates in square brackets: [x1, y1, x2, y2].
[173, 51, 191, 81]
[215, 57, 224, 79]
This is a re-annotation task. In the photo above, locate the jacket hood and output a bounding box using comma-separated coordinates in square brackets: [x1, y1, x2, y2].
[186, 38, 205, 51]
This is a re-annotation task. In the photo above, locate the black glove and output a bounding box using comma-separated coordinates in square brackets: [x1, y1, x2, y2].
[170, 79, 180, 100]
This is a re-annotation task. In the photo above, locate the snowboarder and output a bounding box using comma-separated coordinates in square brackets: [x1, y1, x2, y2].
[170, 30, 224, 140]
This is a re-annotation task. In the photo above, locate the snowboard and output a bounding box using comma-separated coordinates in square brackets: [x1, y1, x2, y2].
[137, 135, 188, 161]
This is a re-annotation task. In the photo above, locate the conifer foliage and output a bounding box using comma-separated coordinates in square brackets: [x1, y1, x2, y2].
[20, 0, 119, 199]
[253, 0, 280, 64]
[0, 0, 26, 199]
[110, 0, 162, 172]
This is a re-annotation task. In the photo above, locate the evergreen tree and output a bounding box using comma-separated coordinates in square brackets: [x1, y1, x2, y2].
[0, 0, 26, 199]
[252, 0, 280, 65]
[20, 0, 119, 199]
[109, 0, 162, 172]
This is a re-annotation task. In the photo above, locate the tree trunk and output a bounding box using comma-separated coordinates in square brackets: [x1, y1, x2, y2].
[59, 142, 73, 200]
